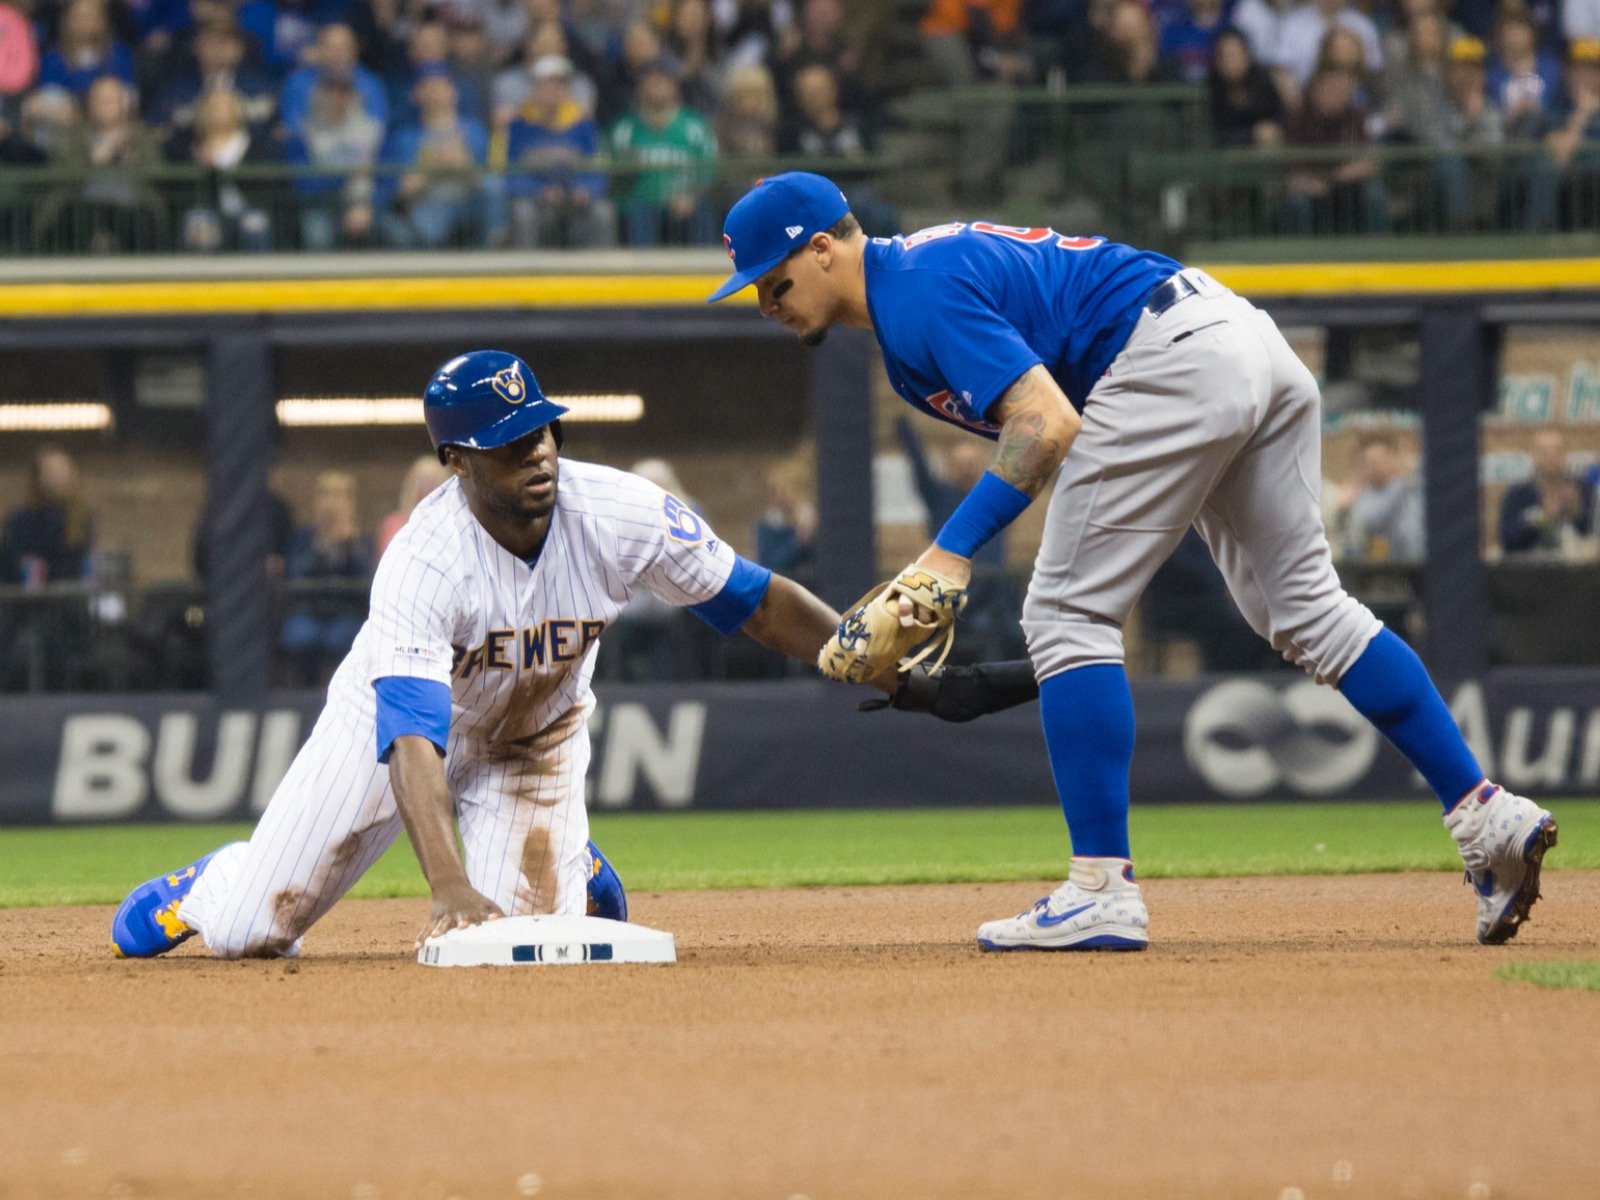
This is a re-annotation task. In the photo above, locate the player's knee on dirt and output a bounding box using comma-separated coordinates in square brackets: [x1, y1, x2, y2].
[1021, 597, 1125, 680]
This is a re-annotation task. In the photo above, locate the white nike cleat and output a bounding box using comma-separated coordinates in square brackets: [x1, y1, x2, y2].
[977, 857, 1149, 952]
[1444, 783, 1558, 945]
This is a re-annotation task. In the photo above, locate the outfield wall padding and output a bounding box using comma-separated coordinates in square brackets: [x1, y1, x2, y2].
[2, 671, 1595, 825]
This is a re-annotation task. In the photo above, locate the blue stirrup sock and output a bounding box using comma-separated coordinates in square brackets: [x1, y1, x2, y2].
[1337, 627, 1486, 811]
[1039, 664, 1135, 860]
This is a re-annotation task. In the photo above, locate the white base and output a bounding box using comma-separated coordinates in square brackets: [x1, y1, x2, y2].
[417, 914, 676, 967]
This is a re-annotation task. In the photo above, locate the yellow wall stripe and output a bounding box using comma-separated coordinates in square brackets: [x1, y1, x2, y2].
[1208, 258, 1600, 296]
[0, 258, 1597, 318]
[0, 273, 747, 317]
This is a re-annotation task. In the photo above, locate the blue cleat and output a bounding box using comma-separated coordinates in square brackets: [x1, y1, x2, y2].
[585, 839, 628, 922]
[110, 848, 223, 958]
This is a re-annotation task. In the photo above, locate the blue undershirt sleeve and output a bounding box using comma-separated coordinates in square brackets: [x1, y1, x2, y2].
[374, 675, 452, 763]
[687, 553, 772, 635]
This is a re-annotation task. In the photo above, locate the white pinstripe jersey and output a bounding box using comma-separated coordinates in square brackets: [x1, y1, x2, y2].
[324, 459, 738, 764]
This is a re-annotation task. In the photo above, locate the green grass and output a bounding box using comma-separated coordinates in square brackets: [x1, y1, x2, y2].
[2, 799, 1594, 909]
[1496, 961, 1600, 993]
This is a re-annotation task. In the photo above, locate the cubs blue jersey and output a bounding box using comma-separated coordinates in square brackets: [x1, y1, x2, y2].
[863, 224, 1183, 436]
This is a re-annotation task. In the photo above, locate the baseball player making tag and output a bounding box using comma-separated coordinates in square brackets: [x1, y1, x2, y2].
[110, 350, 846, 959]
[710, 171, 1559, 952]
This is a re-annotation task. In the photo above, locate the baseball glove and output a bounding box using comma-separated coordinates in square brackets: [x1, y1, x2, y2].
[817, 563, 968, 686]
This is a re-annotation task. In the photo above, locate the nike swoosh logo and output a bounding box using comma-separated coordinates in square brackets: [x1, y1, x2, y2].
[1037, 902, 1095, 928]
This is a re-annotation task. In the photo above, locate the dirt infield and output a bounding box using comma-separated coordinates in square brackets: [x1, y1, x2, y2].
[3, 874, 1598, 1200]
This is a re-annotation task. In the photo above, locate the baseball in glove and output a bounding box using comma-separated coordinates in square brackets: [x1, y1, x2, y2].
[817, 563, 968, 686]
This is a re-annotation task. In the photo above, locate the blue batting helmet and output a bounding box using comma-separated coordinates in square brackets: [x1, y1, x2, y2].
[423, 350, 569, 463]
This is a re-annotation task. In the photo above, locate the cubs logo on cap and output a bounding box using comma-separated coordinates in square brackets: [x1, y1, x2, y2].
[707, 172, 851, 302]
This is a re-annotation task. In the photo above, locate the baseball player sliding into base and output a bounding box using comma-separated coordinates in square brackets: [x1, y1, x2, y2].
[111, 350, 844, 959]
[710, 172, 1558, 951]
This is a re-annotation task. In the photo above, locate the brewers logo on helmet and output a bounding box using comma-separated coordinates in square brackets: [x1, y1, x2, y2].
[423, 350, 567, 463]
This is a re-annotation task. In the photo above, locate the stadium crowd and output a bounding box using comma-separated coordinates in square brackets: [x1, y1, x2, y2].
[0, 0, 1598, 250]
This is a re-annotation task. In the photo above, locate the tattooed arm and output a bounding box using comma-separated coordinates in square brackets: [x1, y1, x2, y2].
[985, 365, 1082, 497]
[915, 366, 1081, 585]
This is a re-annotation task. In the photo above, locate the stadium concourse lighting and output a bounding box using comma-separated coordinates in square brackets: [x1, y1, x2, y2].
[276, 394, 645, 427]
[0, 402, 114, 432]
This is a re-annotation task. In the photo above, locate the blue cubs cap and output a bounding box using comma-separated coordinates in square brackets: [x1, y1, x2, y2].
[423, 349, 569, 463]
[707, 172, 851, 302]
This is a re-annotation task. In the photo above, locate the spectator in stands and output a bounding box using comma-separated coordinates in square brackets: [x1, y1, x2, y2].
[1, 446, 93, 587]
[493, 18, 599, 118]
[919, 0, 1029, 203]
[1386, 12, 1482, 228]
[447, 12, 497, 125]
[498, 53, 612, 247]
[280, 470, 373, 687]
[0, 102, 46, 184]
[782, 62, 867, 156]
[714, 62, 779, 157]
[377, 454, 450, 558]
[566, 0, 621, 69]
[466, 0, 538, 68]
[1086, 0, 1182, 84]
[1332, 433, 1425, 561]
[15, 86, 77, 161]
[1500, 429, 1595, 556]
[774, 0, 866, 117]
[1487, 13, 1561, 139]
[193, 485, 294, 582]
[177, 89, 276, 251]
[237, 0, 344, 78]
[1208, 28, 1286, 147]
[667, 0, 720, 114]
[379, 71, 497, 248]
[281, 24, 388, 135]
[149, 25, 278, 142]
[1525, 38, 1600, 231]
[38, 75, 166, 251]
[1442, 35, 1504, 149]
[37, 0, 136, 96]
[1283, 67, 1391, 233]
[386, 20, 486, 127]
[1277, 0, 1382, 91]
[595, 19, 661, 126]
[283, 67, 385, 249]
[754, 458, 816, 579]
[1232, 0, 1296, 85]
[1316, 24, 1382, 108]
[1160, 0, 1228, 84]
[1380, 0, 1462, 79]
[609, 54, 716, 246]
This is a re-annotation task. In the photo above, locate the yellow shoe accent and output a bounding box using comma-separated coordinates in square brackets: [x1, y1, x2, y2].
[152, 899, 191, 943]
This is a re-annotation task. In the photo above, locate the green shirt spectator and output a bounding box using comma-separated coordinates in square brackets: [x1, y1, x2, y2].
[608, 54, 717, 244]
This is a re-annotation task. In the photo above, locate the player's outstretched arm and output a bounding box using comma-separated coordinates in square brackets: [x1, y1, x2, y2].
[738, 573, 848, 669]
[915, 365, 1082, 587]
[388, 735, 504, 947]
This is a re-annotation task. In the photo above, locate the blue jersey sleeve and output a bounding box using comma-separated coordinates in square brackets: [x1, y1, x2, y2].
[894, 274, 1043, 420]
[687, 553, 772, 635]
[374, 675, 452, 763]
